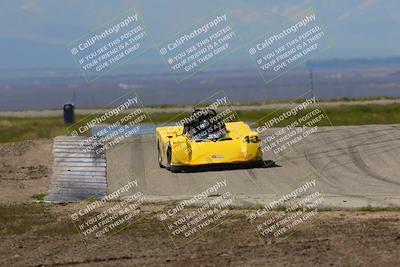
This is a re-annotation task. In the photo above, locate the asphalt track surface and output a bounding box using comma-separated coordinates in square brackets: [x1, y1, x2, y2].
[106, 124, 400, 208]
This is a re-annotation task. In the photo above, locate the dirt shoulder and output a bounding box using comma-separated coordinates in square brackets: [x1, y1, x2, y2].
[0, 139, 52, 204]
[0, 204, 399, 267]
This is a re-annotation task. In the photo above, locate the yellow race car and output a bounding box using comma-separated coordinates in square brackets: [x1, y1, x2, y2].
[156, 108, 263, 172]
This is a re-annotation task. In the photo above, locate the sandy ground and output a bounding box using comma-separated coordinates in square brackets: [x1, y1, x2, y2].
[0, 139, 52, 204]
[0, 139, 400, 266]
[0, 204, 399, 267]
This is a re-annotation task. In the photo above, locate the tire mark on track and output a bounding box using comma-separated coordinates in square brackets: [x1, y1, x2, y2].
[349, 145, 400, 187]
[246, 169, 260, 188]
[303, 134, 341, 189]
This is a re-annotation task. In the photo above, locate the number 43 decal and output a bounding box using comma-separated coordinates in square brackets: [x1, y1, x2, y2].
[244, 136, 259, 143]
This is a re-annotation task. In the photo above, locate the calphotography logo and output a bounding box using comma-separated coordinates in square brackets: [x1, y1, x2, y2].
[159, 179, 235, 248]
[253, 91, 332, 167]
[249, 177, 324, 247]
[66, 91, 154, 155]
[70, 179, 144, 240]
[67, 7, 152, 82]
[246, 7, 332, 85]
[157, 9, 241, 82]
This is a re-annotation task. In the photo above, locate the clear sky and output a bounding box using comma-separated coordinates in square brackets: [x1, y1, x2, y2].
[0, 0, 399, 69]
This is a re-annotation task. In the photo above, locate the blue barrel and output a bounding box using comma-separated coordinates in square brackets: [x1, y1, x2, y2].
[63, 103, 75, 124]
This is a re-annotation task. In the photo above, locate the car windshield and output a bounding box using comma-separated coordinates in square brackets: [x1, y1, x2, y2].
[183, 109, 228, 141]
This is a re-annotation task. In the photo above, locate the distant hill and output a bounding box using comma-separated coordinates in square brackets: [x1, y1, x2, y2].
[307, 57, 400, 70]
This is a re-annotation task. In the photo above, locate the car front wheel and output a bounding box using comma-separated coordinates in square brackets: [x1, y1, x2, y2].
[158, 142, 165, 168]
[166, 145, 172, 169]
